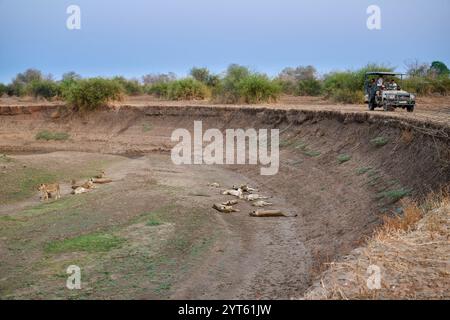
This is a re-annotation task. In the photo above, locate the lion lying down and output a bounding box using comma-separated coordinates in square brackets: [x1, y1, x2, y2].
[249, 210, 297, 218]
[213, 203, 240, 213]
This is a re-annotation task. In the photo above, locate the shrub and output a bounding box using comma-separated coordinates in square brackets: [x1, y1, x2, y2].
[113, 76, 143, 96]
[215, 64, 251, 103]
[337, 154, 351, 164]
[190, 67, 220, 88]
[61, 78, 124, 111]
[0, 83, 6, 96]
[402, 76, 450, 96]
[167, 78, 209, 100]
[370, 137, 389, 147]
[236, 74, 281, 103]
[26, 80, 60, 99]
[277, 65, 318, 95]
[214, 65, 280, 104]
[296, 79, 322, 96]
[7, 81, 26, 96]
[145, 81, 170, 98]
[330, 88, 364, 104]
[35, 130, 70, 141]
[323, 64, 393, 103]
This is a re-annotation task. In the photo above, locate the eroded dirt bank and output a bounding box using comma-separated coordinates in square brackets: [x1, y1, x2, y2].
[0, 105, 449, 299]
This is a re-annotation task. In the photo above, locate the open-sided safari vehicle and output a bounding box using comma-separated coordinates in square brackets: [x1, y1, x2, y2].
[364, 72, 416, 112]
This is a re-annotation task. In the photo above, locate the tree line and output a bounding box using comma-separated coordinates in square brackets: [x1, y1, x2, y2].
[0, 61, 448, 110]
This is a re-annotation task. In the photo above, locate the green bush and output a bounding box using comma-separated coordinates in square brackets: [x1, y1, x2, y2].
[236, 74, 281, 103]
[7, 81, 26, 96]
[215, 64, 251, 103]
[61, 78, 124, 111]
[145, 81, 170, 98]
[26, 80, 60, 99]
[190, 67, 220, 87]
[214, 65, 280, 104]
[36, 130, 70, 141]
[0, 83, 6, 96]
[323, 64, 393, 103]
[167, 78, 209, 100]
[330, 88, 364, 104]
[113, 76, 143, 96]
[403, 76, 450, 96]
[296, 79, 322, 96]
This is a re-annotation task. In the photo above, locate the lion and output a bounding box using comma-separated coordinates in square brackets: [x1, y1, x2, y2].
[95, 171, 106, 179]
[213, 203, 240, 213]
[81, 178, 96, 189]
[249, 210, 298, 218]
[72, 186, 88, 195]
[222, 188, 243, 198]
[244, 194, 269, 202]
[252, 200, 273, 207]
[38, 183, 61, 201]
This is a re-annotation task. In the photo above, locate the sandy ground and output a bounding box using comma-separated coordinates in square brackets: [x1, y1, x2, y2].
[0, 95, 448, 299]
[0, 152, 310, 299]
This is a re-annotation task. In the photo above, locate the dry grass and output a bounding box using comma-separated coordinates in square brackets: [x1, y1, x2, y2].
[305, 190, 450, 300]
[400, 129, 414, 145]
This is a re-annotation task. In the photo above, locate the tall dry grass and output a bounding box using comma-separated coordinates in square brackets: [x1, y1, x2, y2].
[305, 189, 450, 300]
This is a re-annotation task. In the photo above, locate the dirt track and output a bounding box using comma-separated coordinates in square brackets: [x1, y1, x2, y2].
[0, 96, 449, 299]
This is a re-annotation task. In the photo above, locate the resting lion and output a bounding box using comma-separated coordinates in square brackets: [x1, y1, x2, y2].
[244, 194, 269, 202]
[38, 183, 61, 201]
[72, 186, 88, 195]
[213, 203, 240, 213]
[249, 210, 298, 218]
[252, 200, 273, 207]
[222, 188, 243, 199]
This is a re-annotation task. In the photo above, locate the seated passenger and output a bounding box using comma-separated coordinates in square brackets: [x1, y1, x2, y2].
[377, 76, 384, 88]
[388, 79, 398, 90]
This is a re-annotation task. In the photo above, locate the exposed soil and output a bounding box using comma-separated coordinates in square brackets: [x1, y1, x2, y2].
[0, 96, 449, 299]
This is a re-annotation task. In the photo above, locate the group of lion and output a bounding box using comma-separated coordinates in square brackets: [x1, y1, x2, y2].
[38, 171, 112, 201]
[210, 183, 296, 218]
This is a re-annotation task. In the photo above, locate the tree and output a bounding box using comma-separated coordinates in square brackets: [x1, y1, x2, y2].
[430, 61, 449, 77]
[142, 73, 176, 85]
[190, 67, 220, 87]
[405, 60, 429, 77]
[15, 68, 43, 84]
[190, 67, 210, 83]
[62, 71, 81, 82]
[278, 66, 317, 82]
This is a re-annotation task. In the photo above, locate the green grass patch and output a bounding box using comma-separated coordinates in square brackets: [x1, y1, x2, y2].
[45, 233, 125, 253]
[370, 137, 389, 147]
[377, 188, 412, 203]
[20, 195, 85, 217]
[295, 141, 308, 150]
[0, 167, 57, 204]
[146, 216, 163, 227]
[304, 150, 321, 157]
[280, 139, 294, 148]
[356, 167, 372, 175]
[142, 123, 153, 132]
[35, 130, 70, 141]
[337, 154, 351, 164]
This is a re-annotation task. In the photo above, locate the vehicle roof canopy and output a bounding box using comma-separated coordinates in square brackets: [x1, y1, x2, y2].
[365, 72, 404, 76]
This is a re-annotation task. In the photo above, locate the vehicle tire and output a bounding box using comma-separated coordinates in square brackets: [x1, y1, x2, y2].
[407, 105, 414, 113]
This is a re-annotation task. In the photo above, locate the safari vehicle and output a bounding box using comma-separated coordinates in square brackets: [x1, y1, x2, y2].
[364, 72, 416, 112]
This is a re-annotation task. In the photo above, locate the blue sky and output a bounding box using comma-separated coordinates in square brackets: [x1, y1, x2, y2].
[0, 0, 449, 83]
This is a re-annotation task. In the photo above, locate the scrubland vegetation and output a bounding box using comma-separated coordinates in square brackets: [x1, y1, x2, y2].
[1, 60, 448, 109]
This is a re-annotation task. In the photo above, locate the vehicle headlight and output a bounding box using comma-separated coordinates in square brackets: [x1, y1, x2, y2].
[410, 94, 415, 100]
[388, 95, 396, 99]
